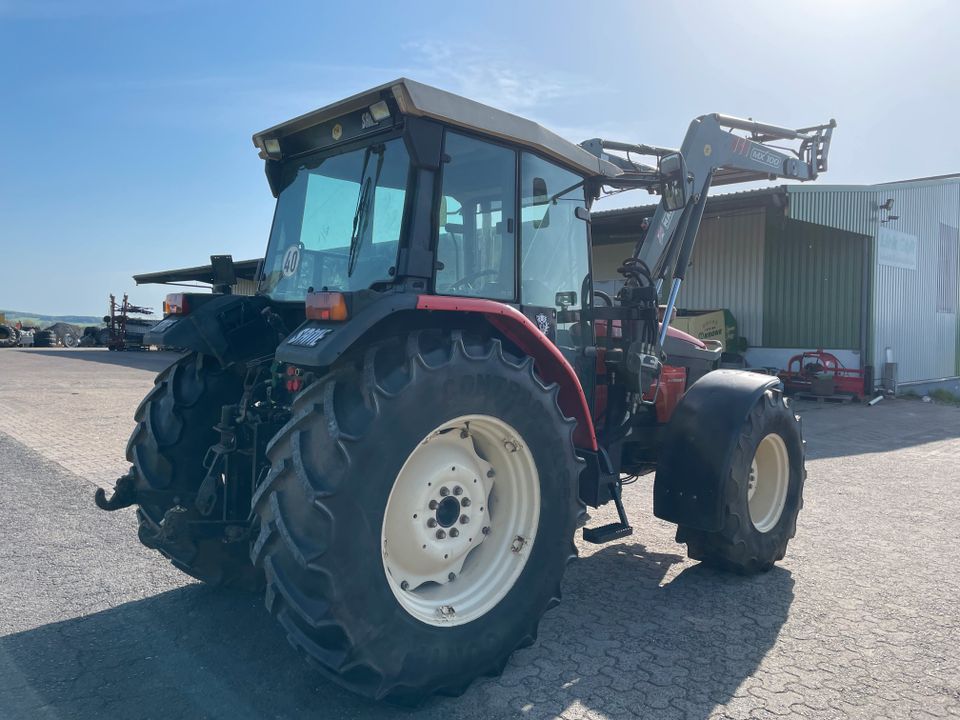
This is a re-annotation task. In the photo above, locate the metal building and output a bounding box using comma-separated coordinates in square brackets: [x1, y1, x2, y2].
[592, 175, 960, 392]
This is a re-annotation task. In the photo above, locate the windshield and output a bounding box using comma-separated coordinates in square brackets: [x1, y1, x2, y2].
[260, 137, 411, 300]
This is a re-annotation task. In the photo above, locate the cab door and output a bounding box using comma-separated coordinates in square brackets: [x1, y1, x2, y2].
[518, 153, 595, 404]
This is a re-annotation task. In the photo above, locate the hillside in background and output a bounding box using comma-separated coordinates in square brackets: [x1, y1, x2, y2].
[0, 309, 105, 328]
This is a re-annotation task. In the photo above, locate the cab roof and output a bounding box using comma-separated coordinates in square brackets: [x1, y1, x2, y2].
[252, 78, 619, 179]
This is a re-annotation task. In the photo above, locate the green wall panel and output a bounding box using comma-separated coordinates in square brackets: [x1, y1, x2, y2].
[763, 216, 866, 349]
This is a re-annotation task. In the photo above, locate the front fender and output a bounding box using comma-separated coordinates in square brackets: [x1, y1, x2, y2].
[653, 369, 782, 531]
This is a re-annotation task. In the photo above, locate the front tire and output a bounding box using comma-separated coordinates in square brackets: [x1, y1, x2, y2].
[676, 389, 805, 574]
[252, 330, 583, 704]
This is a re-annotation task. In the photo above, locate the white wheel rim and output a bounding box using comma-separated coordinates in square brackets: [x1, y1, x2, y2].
[381, 414, 540, 627]
[747, 432, 790, 533]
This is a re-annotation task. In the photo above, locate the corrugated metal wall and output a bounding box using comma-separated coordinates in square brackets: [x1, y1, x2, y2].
[590, 209, 766, 345]
[762, 217, 864, 349]
[676, 209, 766, 346]
[233, 278, 259, 296]
[789, 180, 960, 382]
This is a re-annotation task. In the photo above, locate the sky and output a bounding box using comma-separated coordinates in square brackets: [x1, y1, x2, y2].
[1, 0, 959, 316]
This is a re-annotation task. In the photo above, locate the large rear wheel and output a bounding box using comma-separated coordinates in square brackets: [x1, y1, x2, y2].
[252, 330, 583, 704]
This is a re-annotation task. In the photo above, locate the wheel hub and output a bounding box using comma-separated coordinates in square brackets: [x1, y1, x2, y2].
[381, 415, 540, 627]
[435, 496, 461, 528]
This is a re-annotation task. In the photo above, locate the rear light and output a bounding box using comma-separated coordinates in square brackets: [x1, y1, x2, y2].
[305, 292, 348, 321]
[285, 365, 303, 393]
[164, 293, 189, 315]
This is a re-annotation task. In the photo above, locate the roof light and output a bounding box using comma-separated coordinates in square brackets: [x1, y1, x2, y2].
[305, 292, 349, 321]
[263, 137, 282, 159]
[368, 100, 391, 123]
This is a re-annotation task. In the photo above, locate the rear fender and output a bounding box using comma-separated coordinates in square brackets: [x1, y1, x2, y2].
[417, 297, 597, 451]
[274, 294, 597, 451]
[144, 294, 277, 366]
[653, 369, 782, 531]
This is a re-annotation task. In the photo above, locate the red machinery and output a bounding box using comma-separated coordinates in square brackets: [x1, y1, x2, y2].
[778, 349, 866, 399]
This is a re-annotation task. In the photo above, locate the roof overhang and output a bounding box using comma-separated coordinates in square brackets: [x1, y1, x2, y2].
[252, 78, 619, 179]
[134, 258, 261, 286]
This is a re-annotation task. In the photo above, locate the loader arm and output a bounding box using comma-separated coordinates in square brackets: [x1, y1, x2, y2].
[583, 112, 834, 346]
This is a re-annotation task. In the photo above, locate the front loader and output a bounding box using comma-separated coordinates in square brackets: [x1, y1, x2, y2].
[95, 79, 834, 703]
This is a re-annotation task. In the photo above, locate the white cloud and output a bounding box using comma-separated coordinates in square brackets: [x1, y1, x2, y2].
[400, 40, 587, 116]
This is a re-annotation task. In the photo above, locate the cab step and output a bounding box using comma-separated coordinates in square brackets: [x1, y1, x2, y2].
[583, 522, 633, 544]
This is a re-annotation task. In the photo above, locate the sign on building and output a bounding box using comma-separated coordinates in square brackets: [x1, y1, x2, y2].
[877, 227, 918, 270]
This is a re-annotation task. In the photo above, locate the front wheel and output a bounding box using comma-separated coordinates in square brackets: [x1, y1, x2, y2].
[252, 330, 584, 704]
[677, 389, 805, 573]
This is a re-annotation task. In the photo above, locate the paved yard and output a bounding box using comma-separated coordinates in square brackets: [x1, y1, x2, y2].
[0, 348, 958, 719]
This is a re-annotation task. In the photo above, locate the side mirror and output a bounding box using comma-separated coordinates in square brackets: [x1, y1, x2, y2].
[659, 152, 688, 212]
[529, 177, 551, 229]
[532, 177, 548, 205]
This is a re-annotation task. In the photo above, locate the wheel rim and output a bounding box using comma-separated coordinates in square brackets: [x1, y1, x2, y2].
[381, 414, 540, 627]
[746, 432, 790, 533]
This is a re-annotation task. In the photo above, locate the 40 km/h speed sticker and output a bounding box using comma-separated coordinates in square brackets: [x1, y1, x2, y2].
[281, 245, 301, 278]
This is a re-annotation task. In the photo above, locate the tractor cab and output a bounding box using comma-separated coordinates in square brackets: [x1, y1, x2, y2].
[254, 78, 604, 389]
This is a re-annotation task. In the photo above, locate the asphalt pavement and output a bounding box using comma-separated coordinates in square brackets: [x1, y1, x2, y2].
[1, 348, 959, 719]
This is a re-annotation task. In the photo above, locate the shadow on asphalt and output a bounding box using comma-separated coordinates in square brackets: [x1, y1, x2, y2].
[0, 543, 793, 719]
[542, 543, 794, 718]
[17, 348, 182, 373]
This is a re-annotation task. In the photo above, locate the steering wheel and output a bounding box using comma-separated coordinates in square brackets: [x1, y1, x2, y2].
[449, 269, 500, 292]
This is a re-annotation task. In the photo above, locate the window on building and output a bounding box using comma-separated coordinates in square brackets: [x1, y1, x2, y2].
[435, 132, 516, 301]
[937, 223, 959, 314]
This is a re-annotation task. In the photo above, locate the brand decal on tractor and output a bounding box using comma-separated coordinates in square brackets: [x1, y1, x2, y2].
[287, 327, 332, 347]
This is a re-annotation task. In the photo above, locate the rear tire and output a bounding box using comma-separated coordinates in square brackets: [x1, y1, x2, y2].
[126, 352, 259, 587]
[62, 331, 79, 348]
[252, 330, 583, 704]
[676, 389, 805, 574]
[33, 330, 54, 347]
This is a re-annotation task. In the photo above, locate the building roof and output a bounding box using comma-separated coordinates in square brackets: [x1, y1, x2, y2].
[593, 186, 787, 222]
[252, 78, 619, 179]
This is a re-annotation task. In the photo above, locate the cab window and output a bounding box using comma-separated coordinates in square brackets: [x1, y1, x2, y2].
[435, 132, 516, 301]
[520, 154, 590, 346]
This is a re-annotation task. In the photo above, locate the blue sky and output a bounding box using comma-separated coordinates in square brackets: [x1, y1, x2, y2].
[1, 0, 958, 316]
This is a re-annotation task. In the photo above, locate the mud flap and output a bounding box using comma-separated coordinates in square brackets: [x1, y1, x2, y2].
[653, 369, 781, 532]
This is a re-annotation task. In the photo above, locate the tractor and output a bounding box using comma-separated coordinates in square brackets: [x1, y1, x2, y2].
[95, 79, 835, 704]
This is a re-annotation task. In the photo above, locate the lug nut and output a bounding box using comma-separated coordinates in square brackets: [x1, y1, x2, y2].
[401, 580, 409, 591]
[450, 528, 460, 537]
[436, 529, 446, 539]
[429, 500, 438, 510]
[453, 486, 463, 496]
[439, 486, 450, 497]
[427, 518, 437, 528]
[460, 515, 469, 524]
[486, 469, 495, 478]
[461, 498, 471, 507]
[448, 572, 456, 581]
[482, 526, 491, 535]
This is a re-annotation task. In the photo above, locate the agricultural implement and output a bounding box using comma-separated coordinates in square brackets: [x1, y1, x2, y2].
[95, 79, 834, 703]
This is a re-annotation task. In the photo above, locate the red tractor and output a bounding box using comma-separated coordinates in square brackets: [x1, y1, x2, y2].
[96, 79, 835, 703]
